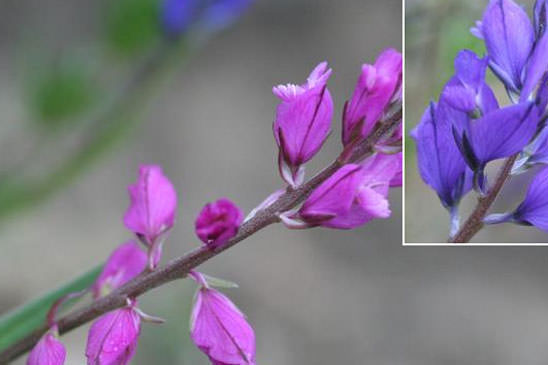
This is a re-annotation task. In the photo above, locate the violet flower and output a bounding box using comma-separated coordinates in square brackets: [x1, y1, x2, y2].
[91, 241, 147, 299]
[513, 123, 548, 174]
[86, 301, 141, 365]
[123, 164, 177, 268]
[281, 154, 398, 230]
[342, 48, 402, 146]
[273, 62, 334, 187]
[472, 0, 534, 93]
[535, 0, 548, 39]
[452, 102, 537, 192]
[440, 50, 498, 115]
[412, 101, 473, 227]
[195, 198, 243, 249]
[27, 326, 66, 365]
[485, 166, 548, 231]
[189, 272, 256, 365]
[161, 0, 252, 37]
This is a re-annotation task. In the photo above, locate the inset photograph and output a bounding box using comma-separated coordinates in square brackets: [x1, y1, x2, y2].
[406, 0, 548, 244]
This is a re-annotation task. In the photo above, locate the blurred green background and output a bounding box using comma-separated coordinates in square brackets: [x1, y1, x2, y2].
[405, 0, 548, 243]
[0, 0, 402, 364]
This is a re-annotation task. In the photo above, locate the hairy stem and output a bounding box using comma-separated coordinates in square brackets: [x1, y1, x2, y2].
[448, 154, 517, 243]
[0, 109, 401, 364]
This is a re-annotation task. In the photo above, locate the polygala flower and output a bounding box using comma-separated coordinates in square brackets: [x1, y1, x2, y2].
[281, 154, 398, 230]
[412, 102, 472, 211]
[195, 198, 243, 249]
[27, 326, 66, 365]
[91, 241, 147, 299]
[161, 0, 252, 37]
[485, 166, 548, 231]
[472, 0, 534, 92]
[86, 301, 141, 365]
[273, 61, 333, 187]
[124, 164, 177, 268]
[342, 48, 402, 146]
[190, 272, 256, 365]
[452, 102, 537, 191]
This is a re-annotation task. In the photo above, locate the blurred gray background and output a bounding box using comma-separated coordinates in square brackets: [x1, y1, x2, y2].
[0, 0, 407, 364]
[405, 0, 548, 243]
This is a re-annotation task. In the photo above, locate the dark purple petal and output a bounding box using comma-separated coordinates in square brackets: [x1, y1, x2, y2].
[195, 198, 243, 248]
[535, 0, 548, 38]
[522, 31, 548, 100]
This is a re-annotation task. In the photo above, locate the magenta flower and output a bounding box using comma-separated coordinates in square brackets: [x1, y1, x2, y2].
[123, 164, 177, 268]
[195, 198, 243, 249]
[27, 326, 66, 365]
[86, 302, 141, 365]
[273, 62, 333, 187]
[91, 241, 147, 299]
[342, 48, 402, 146]
[190, 272, 255, 365]
[282, 155, 398, 229]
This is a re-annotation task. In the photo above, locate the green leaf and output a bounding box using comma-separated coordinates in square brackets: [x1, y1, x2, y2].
[0, 265, 102, 352]
[104, 0, 162, 56]
[28, 62, 97, 128]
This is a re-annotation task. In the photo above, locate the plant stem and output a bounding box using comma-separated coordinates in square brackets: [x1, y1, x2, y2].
[0, 108, 401, 364]
[448, 154, 517, 243]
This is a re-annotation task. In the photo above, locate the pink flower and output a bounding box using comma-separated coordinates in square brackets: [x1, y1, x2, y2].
[123, 165, 177, 243]
[190, 273, 255, 365]
[86, 303, 141, 365]
[282, 154, 399, 229]
[273, 62, 334, 187]
[27, 326, 66, 365]
[343, 49, 402, 146]
[123, 165, 177, 268]
[91, 241, 147, 299]
[195, 198, 243, 249]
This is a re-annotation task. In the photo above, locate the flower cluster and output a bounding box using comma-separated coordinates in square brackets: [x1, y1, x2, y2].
[25, 47, 401, 364]
[274, 50, 402, 229]
[413, 0, 548, 238]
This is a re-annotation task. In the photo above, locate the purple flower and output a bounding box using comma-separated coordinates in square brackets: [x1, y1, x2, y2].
[342, 48, 402, 146]
[124, 165, 177, 268]
[485, 166, 548, 231]
[273, 62, 333, 187]
[440, 50, 498, 114]
[453, 102, 537, 191]
[27, 326, 65, 365]
[161, 0, 252, 37]
[282, 155, 398, 230]
[412, 101, 473, 210]
[472, 0, 534, 92]
[195, 198, 243, 249]
[86, 303, 141, 365]
[190, 273, 255, 365]
[91, 241, 147, 299]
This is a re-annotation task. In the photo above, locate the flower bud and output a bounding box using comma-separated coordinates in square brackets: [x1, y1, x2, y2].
[27, 326, 66, 365]
[195, 198, 243, 249]
[342, 49, 402, 146]
[273, 62, 333, 187]
[91, 241, 147, 299]
[190, 272, 255, 365]
[86, 302, 141, 365]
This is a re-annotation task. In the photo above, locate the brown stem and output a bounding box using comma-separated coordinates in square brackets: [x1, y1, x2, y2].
[0, 109, 401, 364]
[448, 154, 518, 243]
